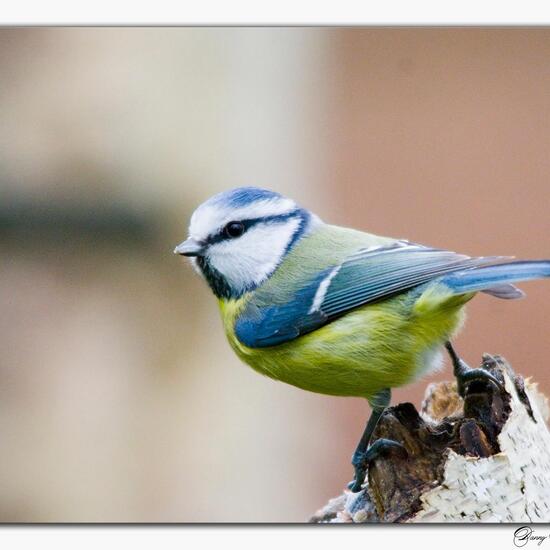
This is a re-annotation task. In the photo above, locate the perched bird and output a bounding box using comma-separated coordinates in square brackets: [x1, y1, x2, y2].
[175, 187, 550, 492]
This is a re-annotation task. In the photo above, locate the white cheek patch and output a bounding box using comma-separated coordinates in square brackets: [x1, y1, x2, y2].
[206, 218, 300, 293]
[189, 197, 296, 242]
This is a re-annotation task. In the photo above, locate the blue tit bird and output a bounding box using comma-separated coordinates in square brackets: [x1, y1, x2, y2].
[174, 186, 550, 492]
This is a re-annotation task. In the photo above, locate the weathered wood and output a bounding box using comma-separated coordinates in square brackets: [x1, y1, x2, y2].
[310, 354, 550, 523]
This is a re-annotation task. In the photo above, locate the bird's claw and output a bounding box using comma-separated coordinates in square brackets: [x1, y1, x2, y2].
[446, 342, 504, 398]
[456, 364, 504, 398]
[347, 438, 408, 493]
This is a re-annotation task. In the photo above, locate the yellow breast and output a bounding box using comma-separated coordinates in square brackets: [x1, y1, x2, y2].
[217, 291, 468, 401]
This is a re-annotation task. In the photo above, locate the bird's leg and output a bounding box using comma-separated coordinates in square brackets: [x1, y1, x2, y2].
[347, 388, 407, 493]
[445, 341, 503, 398]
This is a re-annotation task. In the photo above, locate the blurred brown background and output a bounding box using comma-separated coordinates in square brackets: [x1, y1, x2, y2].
[0, 27, 549, 522]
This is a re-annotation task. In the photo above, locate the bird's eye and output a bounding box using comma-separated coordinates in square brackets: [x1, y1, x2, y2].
[224, 221, 245, 238]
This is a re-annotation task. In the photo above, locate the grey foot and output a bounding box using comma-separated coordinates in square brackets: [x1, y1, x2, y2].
[347, 438, 408, 493]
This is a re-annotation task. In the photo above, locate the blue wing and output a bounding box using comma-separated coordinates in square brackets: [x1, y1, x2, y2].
[235, 242, 504, 348]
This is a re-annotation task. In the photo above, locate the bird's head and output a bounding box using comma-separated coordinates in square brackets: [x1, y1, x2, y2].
[174, 187, 318, 299]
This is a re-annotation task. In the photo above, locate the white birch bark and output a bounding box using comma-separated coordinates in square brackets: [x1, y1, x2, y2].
[412, 372, 550, 522]
[311, 360, 550, 523]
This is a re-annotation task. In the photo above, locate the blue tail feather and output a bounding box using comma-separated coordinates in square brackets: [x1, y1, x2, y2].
[441, 260, 550, 299]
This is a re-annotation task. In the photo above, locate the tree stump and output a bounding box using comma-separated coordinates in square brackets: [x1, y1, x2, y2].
[310, 354, 550, 523]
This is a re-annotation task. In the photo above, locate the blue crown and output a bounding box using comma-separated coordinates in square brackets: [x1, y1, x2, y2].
[208, 187, 283, 208]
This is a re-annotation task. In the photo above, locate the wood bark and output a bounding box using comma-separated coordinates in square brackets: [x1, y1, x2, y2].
[310, 354, 550, 523]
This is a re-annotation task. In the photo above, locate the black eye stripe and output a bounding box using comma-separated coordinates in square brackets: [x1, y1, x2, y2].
[205, 210, 301, 246]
